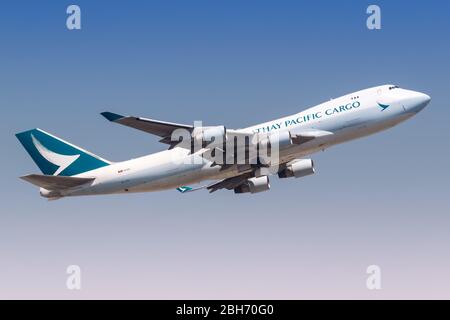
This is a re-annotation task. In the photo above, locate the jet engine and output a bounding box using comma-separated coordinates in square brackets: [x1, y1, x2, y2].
[278, 159, 315, 178]
[234, 176, 270, 194]
[257, 130, 292, 151]
[192, 126, 227, 147]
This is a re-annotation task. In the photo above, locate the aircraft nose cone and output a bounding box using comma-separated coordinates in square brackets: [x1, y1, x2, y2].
[406, 91, 431, 113]
[416, 92, 431, 106]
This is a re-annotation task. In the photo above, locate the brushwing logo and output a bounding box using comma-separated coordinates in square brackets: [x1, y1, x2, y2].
[31, 134, 80, 176]
[378, 102, 390, 111]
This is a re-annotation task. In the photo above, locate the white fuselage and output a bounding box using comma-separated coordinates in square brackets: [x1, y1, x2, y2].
[47, 84, 430, 198]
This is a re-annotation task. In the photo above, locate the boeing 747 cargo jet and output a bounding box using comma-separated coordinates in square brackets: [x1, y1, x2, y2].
[16, 84, 430, 199]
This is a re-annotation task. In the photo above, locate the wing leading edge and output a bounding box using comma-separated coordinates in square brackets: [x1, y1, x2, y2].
[101, 112, 194, 144]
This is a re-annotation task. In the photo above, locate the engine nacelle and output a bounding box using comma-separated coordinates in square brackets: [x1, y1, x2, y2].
[278, 159, 315, 178]
[258, 130, 292, 151]
[192, 126, 226, 146]
[234, 176, 270, 194]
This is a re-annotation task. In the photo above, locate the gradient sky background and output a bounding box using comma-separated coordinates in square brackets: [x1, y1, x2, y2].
[1, 0, 449, 299]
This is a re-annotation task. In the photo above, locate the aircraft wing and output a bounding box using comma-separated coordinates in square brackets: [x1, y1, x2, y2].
[227, 128, 333, 145]
[174, 172, 254, 194]
[206, 173, 254, 193]
[102, 111, 333, 150]
[101, 111, 194, 144]
[199, 128, 333, 165]
[288, 128, 333, 144]
[20, 174, 95, 190]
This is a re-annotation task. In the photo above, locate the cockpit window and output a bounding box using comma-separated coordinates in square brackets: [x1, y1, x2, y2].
[388, 85, 399, 90]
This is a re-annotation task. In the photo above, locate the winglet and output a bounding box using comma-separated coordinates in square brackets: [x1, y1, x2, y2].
[176, 186, 193, 193]
[101, 111, 125, 122]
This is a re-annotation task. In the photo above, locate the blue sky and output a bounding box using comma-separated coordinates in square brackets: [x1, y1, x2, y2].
[0, 0, 449, 298]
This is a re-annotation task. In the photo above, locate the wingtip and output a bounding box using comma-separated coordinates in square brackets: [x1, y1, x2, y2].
[19, 174, 37, 183]
[101, 111, 124, 122]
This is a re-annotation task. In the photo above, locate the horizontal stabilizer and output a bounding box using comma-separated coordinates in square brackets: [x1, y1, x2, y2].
[20, 174, 95, 190]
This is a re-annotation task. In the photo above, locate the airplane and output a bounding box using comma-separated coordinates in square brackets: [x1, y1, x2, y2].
[15, 84, 430, 200]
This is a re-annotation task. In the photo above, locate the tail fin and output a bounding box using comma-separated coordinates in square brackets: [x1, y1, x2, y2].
[15, 128, 111, 176]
